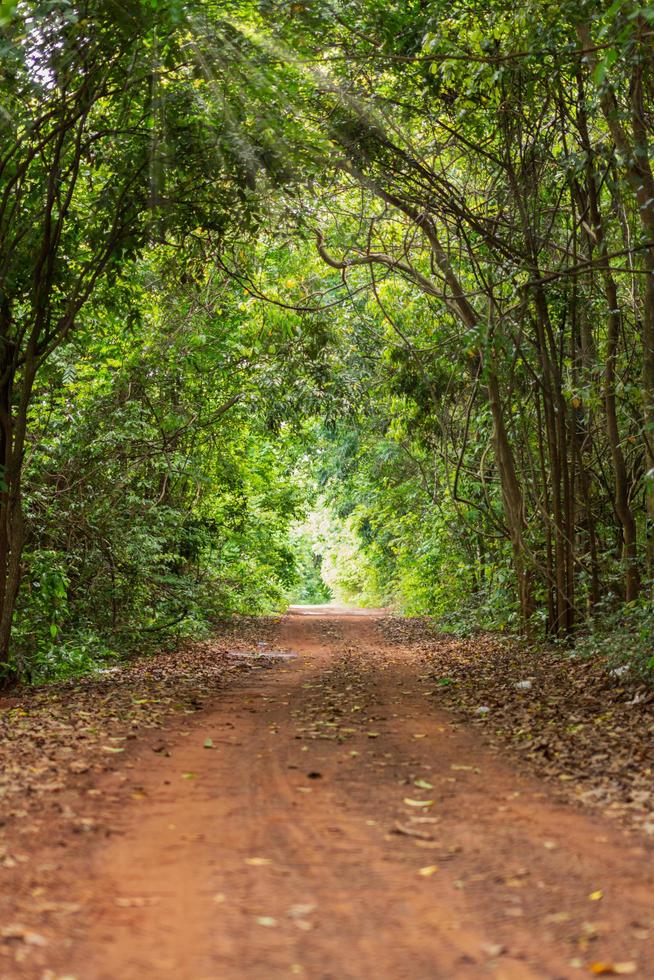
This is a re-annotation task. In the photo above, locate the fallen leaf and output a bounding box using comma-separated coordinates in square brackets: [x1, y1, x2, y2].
[414, 779, 433, 790]
[181, 772, 197, 780]
[418, 865, 439, 877]
[589, 890, 603, 901]
[590, 964, 637, 976]
[245, 857, 272, 867]
[255, 917, 277, 927]
[481, 943, 506, 958]
[287, 904, 316, 919]
[203, 738, 214, 749]
[544, 912, 570, 924]
[1, 925, 48, 946]
[392, 822, 434, 841]
[404, 798, 434, 808]
[68, 761, 89, 774]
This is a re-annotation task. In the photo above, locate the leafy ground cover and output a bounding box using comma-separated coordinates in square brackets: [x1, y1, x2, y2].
[0, 617, 278, 850]
[380, 618, 654, 838]
[0, 616, 291, 974]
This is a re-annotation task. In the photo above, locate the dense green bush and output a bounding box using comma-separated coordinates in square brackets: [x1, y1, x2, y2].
[573, 596, 654, 679]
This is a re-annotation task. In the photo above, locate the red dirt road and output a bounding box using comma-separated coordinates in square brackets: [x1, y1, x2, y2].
[31, 611, 654, 978]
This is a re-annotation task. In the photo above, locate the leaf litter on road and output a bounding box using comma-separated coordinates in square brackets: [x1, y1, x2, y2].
[379, 617, 654, 836]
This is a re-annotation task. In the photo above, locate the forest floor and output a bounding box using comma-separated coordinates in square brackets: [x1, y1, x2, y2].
[1, 609, 654, 979]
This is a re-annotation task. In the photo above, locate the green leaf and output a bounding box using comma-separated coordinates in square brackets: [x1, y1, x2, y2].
[592, 48, 618, 86]
[0, 0, 18, 27]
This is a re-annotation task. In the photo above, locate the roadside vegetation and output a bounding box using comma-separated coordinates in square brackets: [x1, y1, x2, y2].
[2, 0, 654, 683]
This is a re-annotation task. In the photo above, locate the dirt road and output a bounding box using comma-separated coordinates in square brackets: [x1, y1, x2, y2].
[44, 611, 654, 978]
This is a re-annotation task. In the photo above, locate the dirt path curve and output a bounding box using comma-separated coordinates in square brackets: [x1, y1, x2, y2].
[64, 610, 654, 980]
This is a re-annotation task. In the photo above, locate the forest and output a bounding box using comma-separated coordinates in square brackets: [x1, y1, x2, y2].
[0, 0, 654, 683]
[2, 3, 654, 978]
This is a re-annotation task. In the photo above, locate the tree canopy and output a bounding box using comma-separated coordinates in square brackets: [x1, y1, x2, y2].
[2, 0, 654, 682]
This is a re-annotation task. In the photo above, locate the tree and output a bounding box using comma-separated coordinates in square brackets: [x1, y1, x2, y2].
[0, 0, 296, 676]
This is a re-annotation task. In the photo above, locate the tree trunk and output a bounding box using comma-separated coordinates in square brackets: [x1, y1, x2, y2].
[486, 367, 533, 627]
[0, 355, 37, 683]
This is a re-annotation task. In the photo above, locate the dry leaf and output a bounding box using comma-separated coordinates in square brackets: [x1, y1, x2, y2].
[481, 943, 506, 958]
[544, 912, 570, 924]
[1, 925, 48, 946]
[68, 761, 89, 774]
[287, 904, 316, 919]
[392, 822, 434, 841]
[590, 964, 637, 976]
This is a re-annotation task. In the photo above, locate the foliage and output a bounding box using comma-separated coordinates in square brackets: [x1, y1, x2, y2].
[573, 595, 654, 679]
[9, 257, 314, 681]
[286, 524, 332, 605]
[254, 0, 654, 652]
[3, 0, 654, 681]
